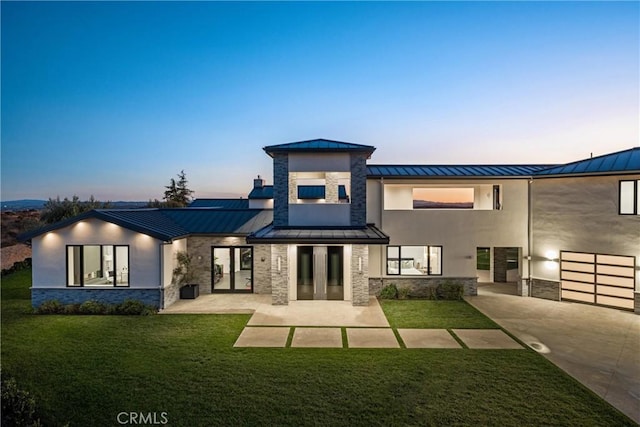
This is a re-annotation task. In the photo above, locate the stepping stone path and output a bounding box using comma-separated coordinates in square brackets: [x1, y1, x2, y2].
[234, 327, 524, 349]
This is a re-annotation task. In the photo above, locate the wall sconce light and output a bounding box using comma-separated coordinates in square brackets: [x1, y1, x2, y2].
[197, 256, 202, 261]
[277, 256, 281, 272]
[524, 255, 531, 261]
[358, 256, 362, 272]
[261, 257, 266, 262]
[545, 251, 559, 263]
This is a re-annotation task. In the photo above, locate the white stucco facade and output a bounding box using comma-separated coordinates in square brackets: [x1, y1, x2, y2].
[32, 218, 165, 289]
[367, 178, 530, 284]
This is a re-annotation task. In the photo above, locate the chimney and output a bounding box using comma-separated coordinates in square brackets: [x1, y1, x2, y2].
[253, 175, 265, 189]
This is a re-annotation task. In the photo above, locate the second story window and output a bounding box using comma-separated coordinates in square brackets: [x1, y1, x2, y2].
[289, 172, 351, 204]
[619, 180, 640, 215]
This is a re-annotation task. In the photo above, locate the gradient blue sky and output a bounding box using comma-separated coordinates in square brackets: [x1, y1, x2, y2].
[2, 1, 638, 201]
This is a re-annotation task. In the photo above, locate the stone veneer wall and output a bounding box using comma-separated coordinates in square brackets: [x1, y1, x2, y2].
[163, 282, 180, 308]
[186, 237, 271, 295]
[530, 278, 560, 301]
[252, 244, 272, 294]
[273, 153, 288, 227]
[350, 153, 367, 227]
[271, 244, 289, 305]
[32, 288, 161, 308]
[351, 245, 369, 306]
[368, 277, 478, 297]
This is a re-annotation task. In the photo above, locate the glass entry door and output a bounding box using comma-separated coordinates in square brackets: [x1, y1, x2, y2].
[212, 247, 253, 292]
[296, 246, 344, 300]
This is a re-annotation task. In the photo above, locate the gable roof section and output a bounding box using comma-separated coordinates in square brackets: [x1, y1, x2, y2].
[189, 199, 249, 209]
[264, 139, 376, 157]
[367, 164, 554, 178]
[533, 147, 640, 176]
[249, 185, 348, 200]
[20, 208, 273, 242]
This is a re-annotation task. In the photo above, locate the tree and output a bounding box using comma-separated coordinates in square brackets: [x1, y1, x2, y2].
[162, 170, 194, 207]
[40, 196, 111, 224]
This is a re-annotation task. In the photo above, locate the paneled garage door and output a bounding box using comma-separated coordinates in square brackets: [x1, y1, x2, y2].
[560, 251, 636, 310]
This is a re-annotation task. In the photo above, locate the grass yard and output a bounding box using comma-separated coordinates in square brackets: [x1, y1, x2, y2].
[380, 299, 499, 329]
[1, 269, 635, 426]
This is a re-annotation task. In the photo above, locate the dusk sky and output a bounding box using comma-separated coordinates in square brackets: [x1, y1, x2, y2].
[2, 1, 638, 201]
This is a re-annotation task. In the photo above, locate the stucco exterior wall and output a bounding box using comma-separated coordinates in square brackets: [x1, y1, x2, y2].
[31, 218, 162, 289]
[531, 174, 640, 292]
[368, 178, 530, 280]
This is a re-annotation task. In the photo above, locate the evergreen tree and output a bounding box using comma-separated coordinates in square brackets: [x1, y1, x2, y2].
[162, 170, 194, 207]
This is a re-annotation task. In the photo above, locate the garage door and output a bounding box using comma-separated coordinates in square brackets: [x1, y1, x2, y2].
[560, 251, 636, 310]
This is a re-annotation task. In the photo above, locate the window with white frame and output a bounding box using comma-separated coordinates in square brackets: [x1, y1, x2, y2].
[619, 180, 640, 215]
[386, 245, 442, 276]
[67, 245, 129, 286]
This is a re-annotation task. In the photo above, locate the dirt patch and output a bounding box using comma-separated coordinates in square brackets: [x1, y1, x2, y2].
[1, 210, 41, 248]
[1, 243, 32, 270]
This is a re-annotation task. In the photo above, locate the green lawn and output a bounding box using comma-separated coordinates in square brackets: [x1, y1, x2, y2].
[1, 269, 634, 426]
[380, 299, 499, 329]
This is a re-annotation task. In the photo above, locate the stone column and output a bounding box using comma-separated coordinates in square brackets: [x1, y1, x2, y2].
[273, 153, 289, 227]
[271, 244, 289, 305]
[351, 245, 369, 306]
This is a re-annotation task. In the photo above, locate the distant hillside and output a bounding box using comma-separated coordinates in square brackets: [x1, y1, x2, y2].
[1, 200, 46, 211]
[1, 200, 148, 211]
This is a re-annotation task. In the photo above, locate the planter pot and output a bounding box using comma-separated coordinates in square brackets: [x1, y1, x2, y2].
[180, 284, 199, 299]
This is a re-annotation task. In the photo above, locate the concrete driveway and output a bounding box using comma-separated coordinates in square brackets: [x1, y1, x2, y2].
[466, 283, 640, 424]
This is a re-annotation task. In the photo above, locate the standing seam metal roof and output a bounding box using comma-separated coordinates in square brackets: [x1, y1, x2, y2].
[264, 139, 376, 156]
[533, 147, 640, 176]
[366, 164, 555, 177]
[19, 208, 272, 241]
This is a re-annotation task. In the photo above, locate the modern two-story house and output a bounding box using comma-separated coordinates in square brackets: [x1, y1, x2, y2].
[21, 140, 640, 313]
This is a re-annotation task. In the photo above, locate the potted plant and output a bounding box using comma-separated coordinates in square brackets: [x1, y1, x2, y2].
[173, 251, 199, 299]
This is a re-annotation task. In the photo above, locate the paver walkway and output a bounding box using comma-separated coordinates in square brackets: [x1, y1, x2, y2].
[234, 326, 523, 349]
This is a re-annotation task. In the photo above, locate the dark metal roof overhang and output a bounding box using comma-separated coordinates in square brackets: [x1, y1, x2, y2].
[246, 223, 390, 245]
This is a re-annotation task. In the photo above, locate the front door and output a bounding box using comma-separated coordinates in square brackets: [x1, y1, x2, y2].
[297, 246, 344, 300]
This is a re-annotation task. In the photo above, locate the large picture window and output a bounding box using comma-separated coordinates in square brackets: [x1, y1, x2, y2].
[619, 180, 640, 215]
[387, 245, 442, 276]
[67, 245, 129, 287]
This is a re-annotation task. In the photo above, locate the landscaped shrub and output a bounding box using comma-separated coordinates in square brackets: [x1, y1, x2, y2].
[379, 283, 398, 299]
[34, 300, 157, 315]
[64, 303, 81, 315]
[35, 300, 64, 314]
[79, 300, 108, 315]
[1, 258, 32, 277]
[114, 299, 148, 315]
[425, 286, 439, 300]
[1, 371, 42, 427]
[397, 286, 411, 300]
[437, 282, 464, 300]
